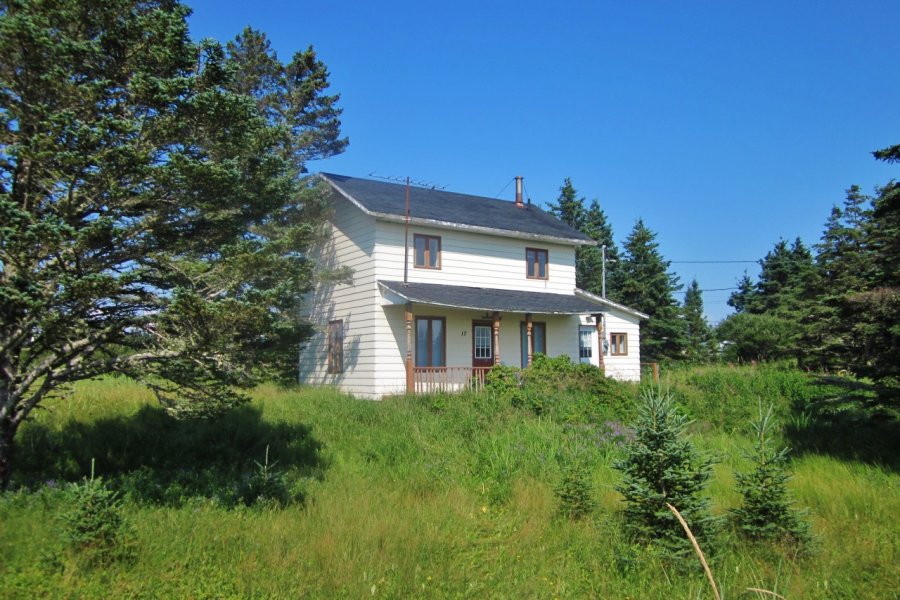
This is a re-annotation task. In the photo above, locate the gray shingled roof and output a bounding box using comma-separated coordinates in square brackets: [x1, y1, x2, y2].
[379, 281, 609, 315]
[321, 173, 593, 244]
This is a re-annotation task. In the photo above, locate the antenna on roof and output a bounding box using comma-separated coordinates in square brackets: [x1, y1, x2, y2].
[368, 171, 447, 190]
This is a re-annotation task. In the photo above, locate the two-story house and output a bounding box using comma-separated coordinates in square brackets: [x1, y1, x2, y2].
[298, 173, 648, 399]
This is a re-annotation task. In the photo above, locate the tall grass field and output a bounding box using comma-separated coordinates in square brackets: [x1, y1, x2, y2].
[1, 364, 898, 598]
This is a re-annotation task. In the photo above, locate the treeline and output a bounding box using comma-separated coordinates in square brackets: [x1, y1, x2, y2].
[551, 143, 898, 402]
[548, 180, 712, 364]
[722, 143, 898, 400]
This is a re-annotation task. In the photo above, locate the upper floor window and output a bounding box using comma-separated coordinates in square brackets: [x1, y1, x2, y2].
[414, 234, 441, 269]
[526, 247, 548, 279]
[327, 320, 344, 373]
[610, 332, 628, 356]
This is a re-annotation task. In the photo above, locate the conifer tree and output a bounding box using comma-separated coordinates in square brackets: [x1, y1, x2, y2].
[615, 387, 718, 560]
[547, 179, 620, 295]
[683, 279, 712, 362]
[732, 404, 810, 546]
[617, 220, 686, 361]
[582, 199, 621, 298]
[0, 0, 347, 487]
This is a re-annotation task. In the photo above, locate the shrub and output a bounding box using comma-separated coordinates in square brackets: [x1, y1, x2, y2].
[614, 387, 718, 561]
[732, 404, 811, 547]
[484, 354, 635, 422]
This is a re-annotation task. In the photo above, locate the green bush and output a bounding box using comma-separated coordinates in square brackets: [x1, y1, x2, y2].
[484, 354, 635, 422]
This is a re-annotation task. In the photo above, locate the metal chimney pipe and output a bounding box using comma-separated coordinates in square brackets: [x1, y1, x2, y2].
[515, 176, 524, 208]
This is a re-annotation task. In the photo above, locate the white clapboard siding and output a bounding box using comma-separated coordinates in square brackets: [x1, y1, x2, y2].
[298, 192, 382, 398]
[302, 187, 645, 398]
[374, 222, 577, 293]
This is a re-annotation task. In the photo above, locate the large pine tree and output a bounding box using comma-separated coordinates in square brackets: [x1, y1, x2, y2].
[547, 179, 620, 296]
[683, 279, 712, 362]
[0, 1, 347, 487]
[617, 220, 685, 361]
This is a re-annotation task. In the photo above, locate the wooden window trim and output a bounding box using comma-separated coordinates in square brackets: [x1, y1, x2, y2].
[610, 332, 628, 356]
[526, 247, 549, 280]
[414, 234, 441, 269]
[415, 316, 447, 367]
[327, 320, 344, 374]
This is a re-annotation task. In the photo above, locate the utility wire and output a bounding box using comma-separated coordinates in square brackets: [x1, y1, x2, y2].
[671, 260, 757, 264]
[494, 177, 515, 199]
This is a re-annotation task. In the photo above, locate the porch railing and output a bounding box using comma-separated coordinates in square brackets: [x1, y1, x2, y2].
[413, 366, 492, 394]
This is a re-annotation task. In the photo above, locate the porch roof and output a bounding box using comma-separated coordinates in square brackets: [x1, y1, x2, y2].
[378, 280, 613, 315]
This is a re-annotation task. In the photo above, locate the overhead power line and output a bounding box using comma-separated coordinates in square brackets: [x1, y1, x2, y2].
[671, 260, 757, 264]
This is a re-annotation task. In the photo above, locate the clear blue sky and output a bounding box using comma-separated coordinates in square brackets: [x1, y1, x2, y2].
[187, 0, 899, 323]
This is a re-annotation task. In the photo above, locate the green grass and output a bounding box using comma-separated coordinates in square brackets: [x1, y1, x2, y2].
[1, 366, 899, 598]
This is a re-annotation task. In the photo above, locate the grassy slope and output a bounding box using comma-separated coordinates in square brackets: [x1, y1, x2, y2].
[1, 366, 898, 599]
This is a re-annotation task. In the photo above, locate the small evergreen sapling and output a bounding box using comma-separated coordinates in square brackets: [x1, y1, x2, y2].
[555, 435, 596, 520]
[59, 460, 132, 567]
[614, 387, 718, 560]
[732, 404, 811, 547]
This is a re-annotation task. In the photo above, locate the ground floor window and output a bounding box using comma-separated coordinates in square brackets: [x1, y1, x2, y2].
[610, 332, 628, 356]
[579, 326, 593, 363]
[520, 321, 546, 367]
[416, 316, 446, 367]
[327, 320, 344, 373]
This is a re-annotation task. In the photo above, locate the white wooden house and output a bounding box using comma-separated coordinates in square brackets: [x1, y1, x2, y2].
[298, 173, 648, 398]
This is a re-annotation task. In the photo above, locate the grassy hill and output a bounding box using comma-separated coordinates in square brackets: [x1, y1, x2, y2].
[1, 365, 898, 598]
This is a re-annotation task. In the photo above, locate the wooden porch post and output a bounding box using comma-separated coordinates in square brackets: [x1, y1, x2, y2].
[405, 302, 414, 394]
[492, 311, 501, 365]
[593, 313, 605, 375]
[525, 312, 534, 367]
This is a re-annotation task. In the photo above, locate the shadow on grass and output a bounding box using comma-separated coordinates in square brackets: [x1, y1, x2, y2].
[785, 376, 900, 472]
[14, 404, 326, 506]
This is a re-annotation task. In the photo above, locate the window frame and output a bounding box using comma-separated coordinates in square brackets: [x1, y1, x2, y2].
[327, 319, 344, 374]
[578, 326, 593, 363]
[525, 247, 549, 280]
[415, 316, 447, 367]
[610, 332, 628, 356]
[413, 234, 442, 270]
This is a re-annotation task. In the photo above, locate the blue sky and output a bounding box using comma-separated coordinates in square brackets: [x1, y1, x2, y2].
[187, 0, 899, 322]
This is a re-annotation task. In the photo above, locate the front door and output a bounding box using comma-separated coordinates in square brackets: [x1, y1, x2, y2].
[472, 321, 493, 367]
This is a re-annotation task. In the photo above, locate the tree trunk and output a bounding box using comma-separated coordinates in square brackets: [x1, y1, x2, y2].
[0, 415, 16, 491]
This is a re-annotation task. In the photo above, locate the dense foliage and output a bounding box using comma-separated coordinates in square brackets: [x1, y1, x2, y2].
[0, 0, 347, 486]
[719, 146, 899, 405]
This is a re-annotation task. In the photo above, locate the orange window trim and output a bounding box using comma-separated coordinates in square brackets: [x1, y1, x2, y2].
[526, 247, 549, 280]
[414, 234, 441, 269]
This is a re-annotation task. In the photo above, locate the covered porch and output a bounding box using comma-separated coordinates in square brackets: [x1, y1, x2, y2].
[379, 281, 609, 394]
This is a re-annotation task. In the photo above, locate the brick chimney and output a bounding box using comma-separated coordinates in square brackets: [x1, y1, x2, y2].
[515, 176, 524, 208]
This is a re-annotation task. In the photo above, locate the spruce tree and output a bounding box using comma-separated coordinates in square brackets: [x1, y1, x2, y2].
[617, 219, 686, 361]
[547, 180, 620, 295]
[732, 404, 810, 547]
[683, 279, 712, 362]
[615, 387, 718, 561]
[582, 199, 621, 298]
[0, 1, 347, 487]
